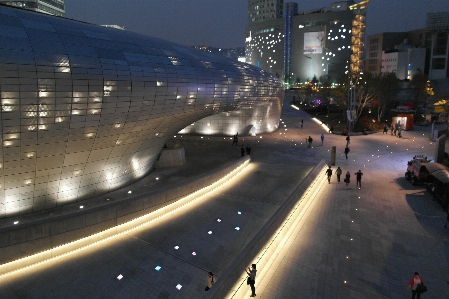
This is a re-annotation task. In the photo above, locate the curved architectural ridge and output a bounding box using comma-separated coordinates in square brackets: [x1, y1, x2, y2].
[0, 5, 283, 217]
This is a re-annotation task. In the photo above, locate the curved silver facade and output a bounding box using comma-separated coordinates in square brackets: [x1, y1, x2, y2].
[0, 6, 283, 217]
[178, 101, 282, 136]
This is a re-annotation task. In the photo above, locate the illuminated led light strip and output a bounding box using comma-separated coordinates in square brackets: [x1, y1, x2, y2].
[290, 104, 299, 110]
[226, 165, 328, 298]
[312, 117, 331, 133]
[0, 159, 251, 277]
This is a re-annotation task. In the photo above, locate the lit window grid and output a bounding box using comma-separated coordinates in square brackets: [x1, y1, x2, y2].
[0, 5, 283, 217]
[246, 9, 360, 83]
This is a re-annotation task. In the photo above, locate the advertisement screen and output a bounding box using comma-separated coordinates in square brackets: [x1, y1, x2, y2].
[304, 31, 324, 54]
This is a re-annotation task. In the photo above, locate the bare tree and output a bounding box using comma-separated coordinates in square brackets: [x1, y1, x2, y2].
[350, 72, 400, 123]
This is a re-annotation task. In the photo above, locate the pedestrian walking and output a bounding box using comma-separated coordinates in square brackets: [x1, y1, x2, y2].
[246, 264, 257, 297]
[246, 145, 251, 155]
[336, 167, 342, 183]
[444, 211, 449, 228]
[321, 133, 324, 145]
[241, 145, 245, 157]
[307, 136, 313, 148]
[354, 170, 363, 189]
[344, 171, 350, 189]
[383, 124, 388, 134]
[231, 134, 237, 146]
[346, 134, 350, 145]
[326, 166, 333, 184]
[390, 125, 394, 136]
[205, 272, 215, 291]
[408, 272, 425, 299]
[344, 145, 350, 159]
[398, 127, 402, 138]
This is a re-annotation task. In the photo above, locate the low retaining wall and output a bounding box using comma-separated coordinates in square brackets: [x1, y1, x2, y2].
[0, 156, 250, 275]
[203, 159, 327, 299]
[155, 147, 186, 168]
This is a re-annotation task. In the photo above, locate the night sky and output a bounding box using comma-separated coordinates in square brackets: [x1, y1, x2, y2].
[65, 0, 449, 48]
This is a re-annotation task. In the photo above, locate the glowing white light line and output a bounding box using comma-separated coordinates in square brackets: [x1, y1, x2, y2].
[226, 165, 328, 298]
[0, 159, 251, 277]
[312, 117, 331, 132]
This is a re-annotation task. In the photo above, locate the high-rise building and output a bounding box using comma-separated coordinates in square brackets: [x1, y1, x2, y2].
[245, 1, 369, 85]
[248, 0, 283, 24]
[427, 11, 449, 80]
[0, 0, 65, 16]
[364, 29, 430, 75]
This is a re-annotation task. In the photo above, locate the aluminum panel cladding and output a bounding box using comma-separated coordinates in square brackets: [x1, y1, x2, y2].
[0, 5, 283, 217]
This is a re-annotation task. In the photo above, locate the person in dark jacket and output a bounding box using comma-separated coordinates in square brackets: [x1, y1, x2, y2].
[241, 145, 245, 157]
[307, 136, 313, 148]
[246, 145, 251, 155]
[246, 264, 257, 297]
[354, 170, 363, 189]
[344, 171, 350, 189]
[336, 167, 342, 183]
[344, 145, 350, 159]
[326, 166, 333, 184]
[232, 134, 238, 146]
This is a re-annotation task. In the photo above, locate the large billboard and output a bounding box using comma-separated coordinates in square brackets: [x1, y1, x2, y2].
[304, 31, 324, 54]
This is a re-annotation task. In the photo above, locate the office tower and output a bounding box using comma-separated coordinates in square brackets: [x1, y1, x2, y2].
[427, 11, 449, 79]
[0, 0, 65, 16]
[248, 0, 283, 24]
[246, 1, 370, 84]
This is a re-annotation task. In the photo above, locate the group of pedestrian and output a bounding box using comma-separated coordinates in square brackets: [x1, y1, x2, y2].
[241, 145, 251, 157]
[326, 167, 363, 190]
[387, 124, 403, 138]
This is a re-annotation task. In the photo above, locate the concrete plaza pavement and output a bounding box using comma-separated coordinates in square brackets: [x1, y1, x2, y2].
[0, 99, 449, 298]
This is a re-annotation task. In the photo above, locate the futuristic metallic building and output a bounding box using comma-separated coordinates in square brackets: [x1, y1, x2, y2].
[0, 5, 283, 217]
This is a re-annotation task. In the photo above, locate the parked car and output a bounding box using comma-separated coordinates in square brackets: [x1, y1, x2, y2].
[405, 155, 449, 209]
[405, 155, 431, 185]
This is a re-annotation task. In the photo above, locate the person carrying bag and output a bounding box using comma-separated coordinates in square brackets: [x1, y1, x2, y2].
[205, 272, 215, 291]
